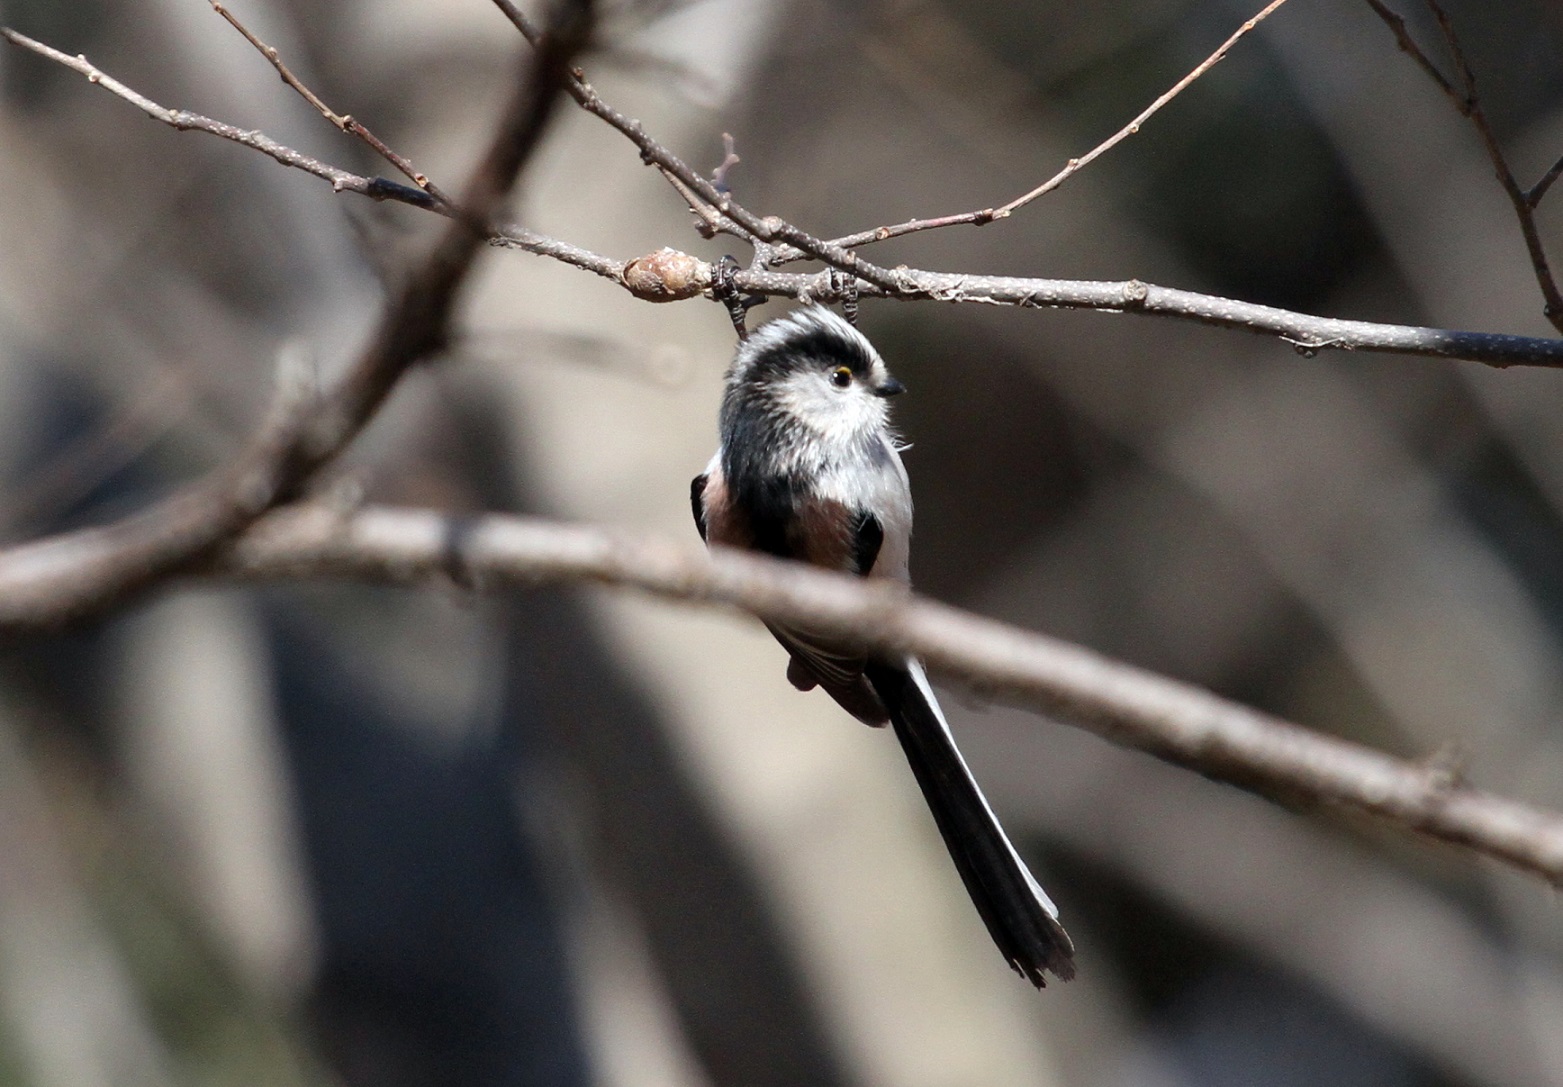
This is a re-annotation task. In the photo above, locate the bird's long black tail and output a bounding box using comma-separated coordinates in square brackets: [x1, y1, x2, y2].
[866, 660, 1076, 987]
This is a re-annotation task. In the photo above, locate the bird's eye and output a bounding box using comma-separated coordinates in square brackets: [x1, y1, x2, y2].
[830, 366, 853, 388]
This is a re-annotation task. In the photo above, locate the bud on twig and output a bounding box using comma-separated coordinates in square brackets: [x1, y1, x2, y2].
[623, 247, 710, 301]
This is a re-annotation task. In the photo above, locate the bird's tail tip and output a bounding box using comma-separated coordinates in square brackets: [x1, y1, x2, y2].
[1014, 931, 1077, 987]
[870, 659, 1079, 989]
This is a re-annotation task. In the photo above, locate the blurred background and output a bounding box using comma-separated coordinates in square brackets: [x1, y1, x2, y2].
[2, 0, 1563, 1084]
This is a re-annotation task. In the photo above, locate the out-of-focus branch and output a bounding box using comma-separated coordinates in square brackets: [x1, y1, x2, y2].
[1363, 0, 1563, 331]
[0, 1, 592, 627]
[193, 504, 1563, 888]
[0, 369, 193, 537]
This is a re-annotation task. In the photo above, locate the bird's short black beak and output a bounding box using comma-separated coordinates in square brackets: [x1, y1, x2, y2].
[874, 377, 906, 397]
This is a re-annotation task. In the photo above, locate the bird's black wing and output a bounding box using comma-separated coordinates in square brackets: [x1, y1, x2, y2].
[767, 505, 890, 724]
[849, 509, 883, 577]
[690, 473, 709, 541]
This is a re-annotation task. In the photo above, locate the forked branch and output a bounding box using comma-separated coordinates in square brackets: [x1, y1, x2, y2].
[5, 23, 1561, 371]
[1364, 0, 1563, 331]
[0, 1, 593, 625]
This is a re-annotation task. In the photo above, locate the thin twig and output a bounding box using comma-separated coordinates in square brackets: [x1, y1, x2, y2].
[778, 212, 1024, 264]
[0, 27, 436, 208]
[489, 0, 915, 292]
[0, 24, 630, 281]
[203, 505, 1563, 887]
[762, 0, 1296, 261]
[208, 2, 342, 126]
[1361, 0, 1457, 97]
[659, 165, 745, 240]
[489, 224, 628, 283]
[1363, 0, 1563, 331]
[0, 23, 686, 302]
[1426, 0, 1563, 328]
[206, 0, 456, 207]
[1527, 151, 1563, 208]
[711, 131, 740, 191]
[493, 0, 544, 43]
[568, 72, 908, 290]
[10, 19, 1563, 371]
[992, 0, 1295, 218]
[0, 3, 593, 625]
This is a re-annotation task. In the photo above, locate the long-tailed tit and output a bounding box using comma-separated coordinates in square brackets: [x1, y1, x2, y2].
[691, 306, 1076, 987]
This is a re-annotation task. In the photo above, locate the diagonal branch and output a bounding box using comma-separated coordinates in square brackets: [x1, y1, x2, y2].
[205, 0, 457, 209]
[564, 71, 910, 291]
[0, 27, 436, 208]
[1361, 0, 1457, 96]
[488, 0, 914, 293]
[0, 1, 593, 627]
[1363, 0, 1563, 332]
[1528, 152, 1563, 208]
[0, 24, 635, 289]
[782, 0, 1298, 255]
[197, 504, 1563, 888]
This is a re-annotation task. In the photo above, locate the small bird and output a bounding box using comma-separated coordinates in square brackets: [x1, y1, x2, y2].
[691, 306, 1075, 987]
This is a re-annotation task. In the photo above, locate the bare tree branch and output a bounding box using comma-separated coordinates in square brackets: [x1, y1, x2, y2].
[731, 267, 1563, 367]
[1528, 151, 1563, 208]
[205, 0, 458, 209]
[564, 73, 919, 292]
[512, 0, 1296, 257]
[1361, 0, 1457, 96]
[983, 0, 1286, 216]
[0, 1, 593, 627]
[188, 504, 1563, 887]
[2, 0, 1562, 648]
[0, 27, 436, 208]
[11, 20, 1563, 374]
[1363, 0, 1563, 332]
[782, 0, 1297, 251]
[488, 0, 924, 293]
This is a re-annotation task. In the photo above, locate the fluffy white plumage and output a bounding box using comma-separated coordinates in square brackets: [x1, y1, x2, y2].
[692, 306, 1076, 987]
